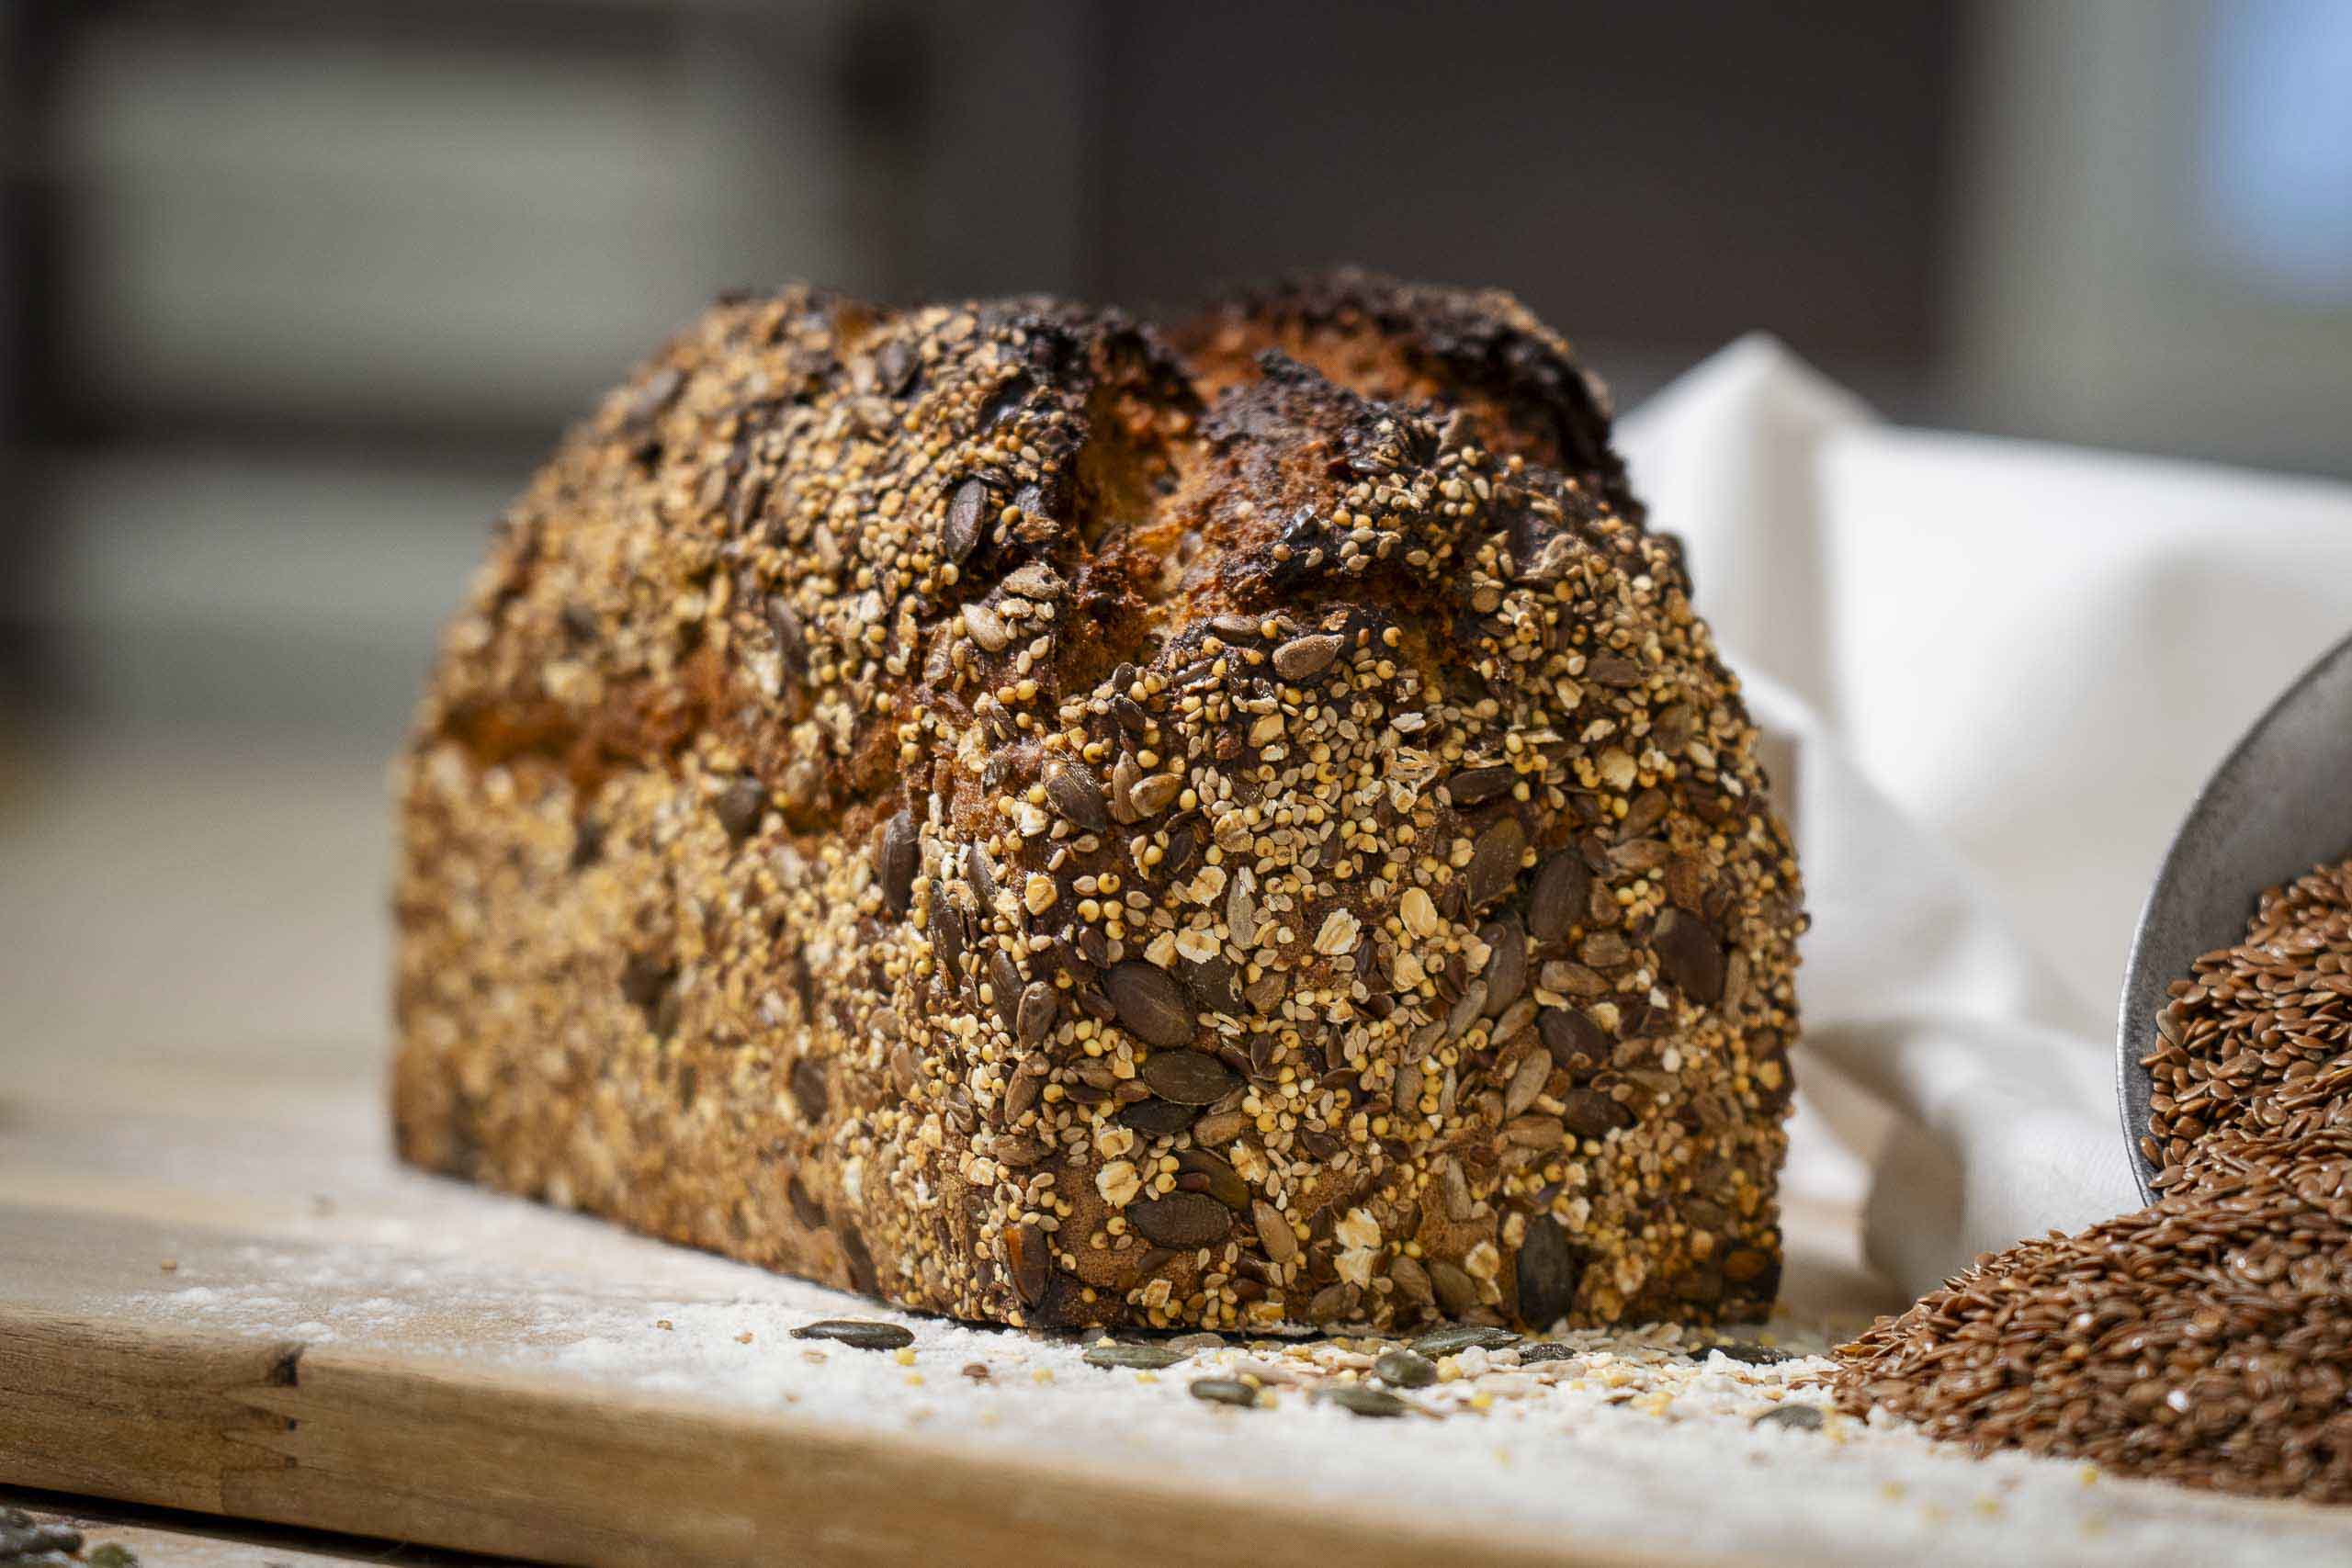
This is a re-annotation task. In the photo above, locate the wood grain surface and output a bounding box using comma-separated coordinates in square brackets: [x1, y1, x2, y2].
[0, 1204, 1683, 1568]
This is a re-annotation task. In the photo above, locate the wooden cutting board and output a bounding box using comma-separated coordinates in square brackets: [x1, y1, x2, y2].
[3, 1051, 2346, 1568]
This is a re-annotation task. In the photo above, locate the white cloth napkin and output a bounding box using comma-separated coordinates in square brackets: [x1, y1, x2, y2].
[1616, 338, 2352, 1300]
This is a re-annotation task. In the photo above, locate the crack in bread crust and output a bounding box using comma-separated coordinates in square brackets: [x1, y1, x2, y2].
[391, 271, 1805, 1332]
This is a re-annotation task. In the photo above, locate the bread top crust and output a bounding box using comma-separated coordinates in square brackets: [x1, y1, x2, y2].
[425, 271, 1667, 850]
[402, 270, 1804, 1330]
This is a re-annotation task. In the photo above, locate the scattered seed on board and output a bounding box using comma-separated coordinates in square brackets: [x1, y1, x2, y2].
[1322, 1385, 1410, 1418]
[1373, 1348, 1438, 1388]
[1753, 1404, 1825, 1432]
[0, 1521, 84, 1560]
[1190, 1377, 1261, 1409]
[791, 1319, 914, 1350]
[1413, 1325, 1521, 1357]
[1083, 1342, 1190, 1371]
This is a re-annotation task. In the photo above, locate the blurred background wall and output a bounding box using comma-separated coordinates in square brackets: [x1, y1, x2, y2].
[2, 0, 2349, 747]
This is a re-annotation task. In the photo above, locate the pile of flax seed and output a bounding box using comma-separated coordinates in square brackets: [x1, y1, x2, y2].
[1837, 856, 2352, 1505]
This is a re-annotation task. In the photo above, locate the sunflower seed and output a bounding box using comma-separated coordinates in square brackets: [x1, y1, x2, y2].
[1503, 1048, 1552, 1118]
[944, 479, 988, 561]
[1177, 1146, 1250, 1209]
[1389, 1254, 1436, 1307]
[1560, 1089, 1633, 1138]
[1272, 633, 1342, 682]
[1016, 981, 1058, 1046]
[876, 810, 917, 914]
[1252, 1200, 1297, 1264]
[963, 601, 1011, 652]
[1128, 771, 1182, 817]
[1481, 916, 1527, 1014]
[1539, 1007, 1606, 1069]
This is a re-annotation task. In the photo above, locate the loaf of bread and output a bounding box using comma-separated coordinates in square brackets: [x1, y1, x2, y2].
[392, 271, 1804, 1333]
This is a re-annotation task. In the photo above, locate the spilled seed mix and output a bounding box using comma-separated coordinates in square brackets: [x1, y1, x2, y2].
[1835, 1130, 2352, 1503]
[1838, 857, 2352, 1506]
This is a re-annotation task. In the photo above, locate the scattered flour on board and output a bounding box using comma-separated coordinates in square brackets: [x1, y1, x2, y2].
[115, 1234, 2352, 1568]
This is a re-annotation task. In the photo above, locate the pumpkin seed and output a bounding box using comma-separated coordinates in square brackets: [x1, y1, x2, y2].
[1176, 1146, 1250, 1209]
[1082, 1342, 1188, 1371]
[1321, 1385, 1408, 1418]
[791, 1319, 913, 1350]
[1753, 1404, 1825, 1431]
[1652, 908, 1727, 1003]
[1373, 1348, 1438, 1388]
[714, 777, 765, 842]
[1128, 1191, 1231, 1247]
[1466, 817, 1525, 909]
[1189, 1377, 1260, 1408]
[1412, 1325, 1521, 1357]
[1528, 852, 1589, 943]
[1139, 1050, 1238, 1105]
[876, 810, 917, 914]
[1007, 1222, 1049, 1305]
[1516, 1216, 1583, 1328]
[1107, 960, 1193, 1048]
[1447, 763, 1516, 806]
[1428, 1259, 1479, 1316]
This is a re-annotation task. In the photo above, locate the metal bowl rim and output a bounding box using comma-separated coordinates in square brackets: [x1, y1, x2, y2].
[2116, 625, 2352, 1204]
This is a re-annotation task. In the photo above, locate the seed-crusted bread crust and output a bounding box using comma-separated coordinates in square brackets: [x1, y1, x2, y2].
[391, 270, 1804, 1333]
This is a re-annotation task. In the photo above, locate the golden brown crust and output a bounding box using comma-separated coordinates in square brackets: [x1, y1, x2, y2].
[391, 272, 1804, 1332]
